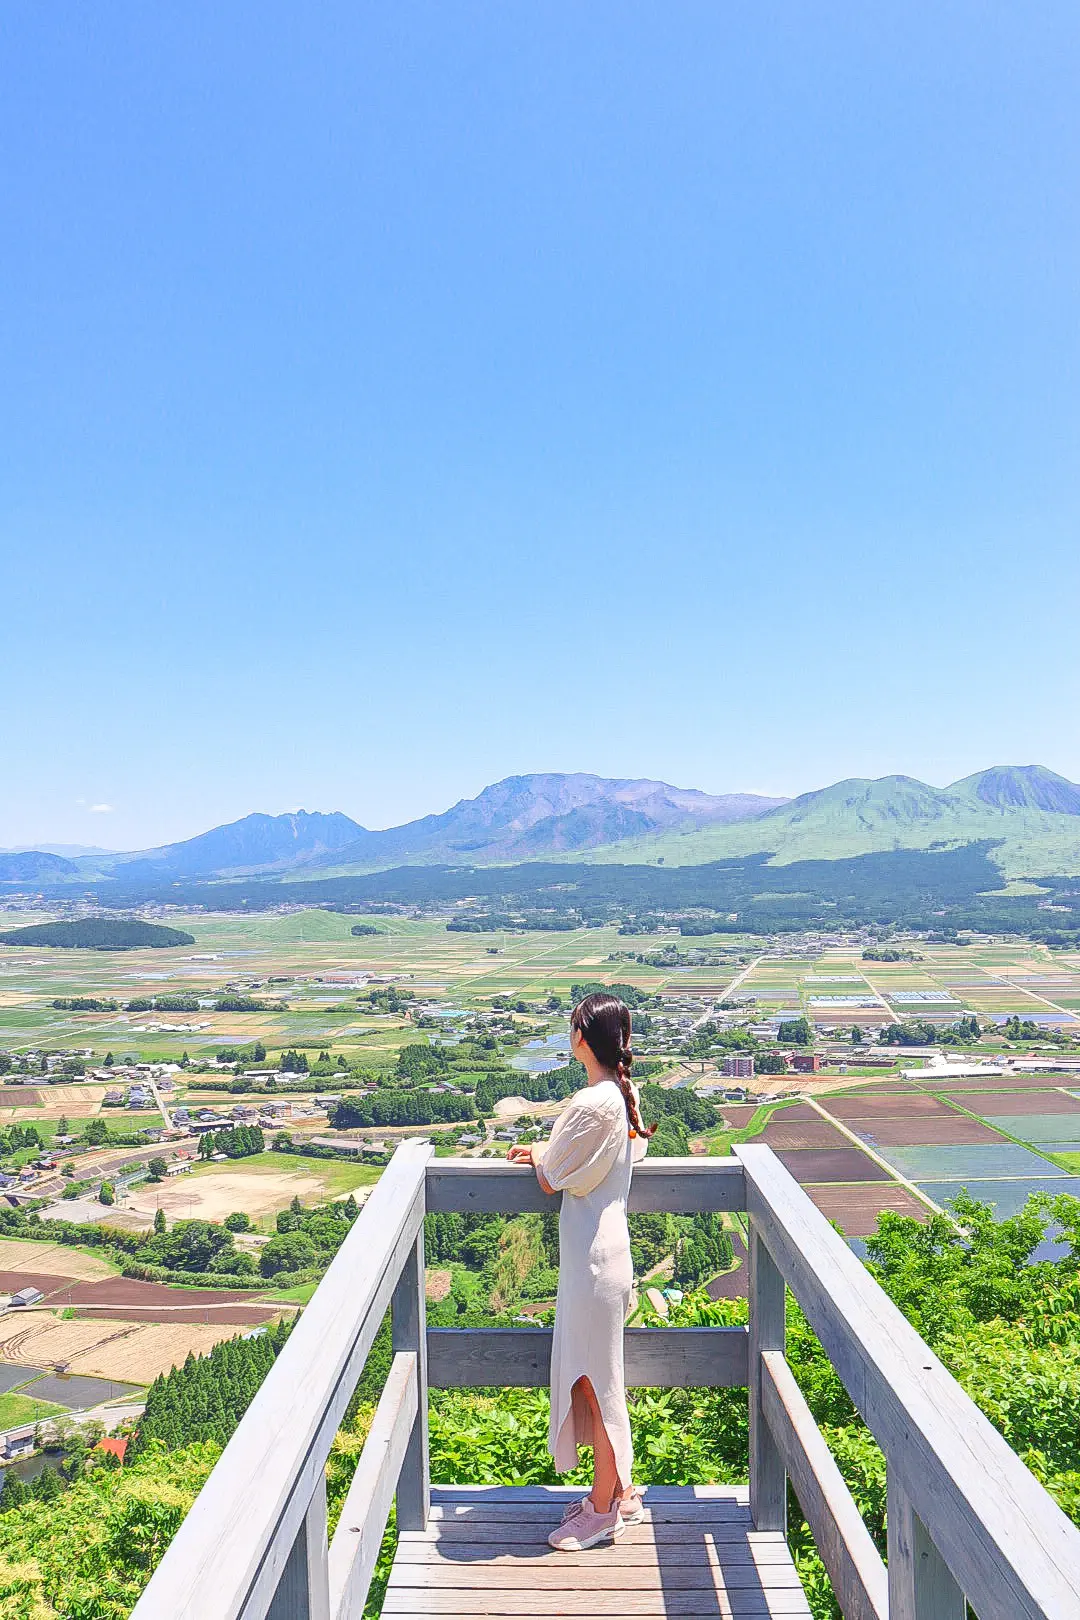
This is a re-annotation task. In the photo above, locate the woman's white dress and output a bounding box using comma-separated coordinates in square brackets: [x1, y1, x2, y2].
[540, 1078, 648, 1489]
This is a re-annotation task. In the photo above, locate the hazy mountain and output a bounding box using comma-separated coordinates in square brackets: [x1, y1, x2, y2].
[81, 776, 786, 880]
[19, 765, 1080, 887]
[579, 767, 1080, 879]
[112, 810, 365, 880]
[311, 774, 788, 872]
[0, 843, 118, 858]
[949, 765, 1080, 816]
[0, 851, 78, 881]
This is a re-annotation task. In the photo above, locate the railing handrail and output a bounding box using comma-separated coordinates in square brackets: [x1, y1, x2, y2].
[128, 1141, 1080, 1620]
[130, 1139, 431, 1620]
[427, 1155, 746, 1213]
[736, 1142, 1080, 1620]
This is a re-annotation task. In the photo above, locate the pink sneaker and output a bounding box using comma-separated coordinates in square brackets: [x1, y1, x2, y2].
[619, 1487, 645, 1526]
[548, 1495, 623, 1551]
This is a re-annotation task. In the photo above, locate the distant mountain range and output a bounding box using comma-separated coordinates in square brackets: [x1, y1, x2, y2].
[579, 765, 1080, 878]
[73, 776, 787, 882]
[7, 765, 1080, 887]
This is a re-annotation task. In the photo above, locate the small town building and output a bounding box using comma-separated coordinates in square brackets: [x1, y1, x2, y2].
[12, 1286, 44, 1306]
[720, 1055, 755, 1079]
[791, 1053, 822, 1074]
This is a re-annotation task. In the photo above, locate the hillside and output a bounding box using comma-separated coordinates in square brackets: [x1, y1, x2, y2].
[0, 918, 195, 949]
[577, 768, 1080, 878]
[0, 851, 77, 882]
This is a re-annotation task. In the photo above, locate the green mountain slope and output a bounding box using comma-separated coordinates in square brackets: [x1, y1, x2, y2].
[575, 771, 1080, 878]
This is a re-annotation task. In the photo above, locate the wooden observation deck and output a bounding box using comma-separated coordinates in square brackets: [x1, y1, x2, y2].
[130, 1143, 1080, 1620]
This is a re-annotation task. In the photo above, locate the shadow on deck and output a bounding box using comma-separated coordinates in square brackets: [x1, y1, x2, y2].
[386, 1486, 808, 1618]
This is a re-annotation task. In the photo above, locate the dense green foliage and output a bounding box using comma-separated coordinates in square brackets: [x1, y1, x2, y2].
[0, 919, 195, 949]
[133, 1321, 293, 1453]
[0, 1124, 44, 1156]
[88, 842, 1065, 938]
[330, 1090, 476, 1128]
[197, 1125, 265, 1159]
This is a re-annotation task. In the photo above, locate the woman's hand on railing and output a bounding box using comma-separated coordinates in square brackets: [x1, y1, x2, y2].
[507, 1142, 555, 1195]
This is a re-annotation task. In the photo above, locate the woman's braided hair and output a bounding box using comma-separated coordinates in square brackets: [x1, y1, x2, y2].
[570, 991, 655, 1140]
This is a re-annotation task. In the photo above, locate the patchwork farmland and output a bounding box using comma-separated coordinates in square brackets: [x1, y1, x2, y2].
[722, 1070, 1080, 1263]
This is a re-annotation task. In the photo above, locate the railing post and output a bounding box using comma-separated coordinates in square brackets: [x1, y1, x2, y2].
[392, 1223, 429, 1531]
[887, 1472, 965, 1620]
[267, 1473, 331, 1620]
[748, 1220, 786, 1533]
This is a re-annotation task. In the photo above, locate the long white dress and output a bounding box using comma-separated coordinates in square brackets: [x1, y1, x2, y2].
[540, 1078, 648, 1490]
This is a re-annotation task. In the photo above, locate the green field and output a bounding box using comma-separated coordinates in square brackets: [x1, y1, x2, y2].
[3, 913, 1079, 1081]
[0, 1393, 66, 1428]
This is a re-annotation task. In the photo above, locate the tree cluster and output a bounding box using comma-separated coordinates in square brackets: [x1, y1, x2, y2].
[133, 1320, 293, 1453]
[197, 1125, 265, 1160]
[329, 1089, 475, 1128]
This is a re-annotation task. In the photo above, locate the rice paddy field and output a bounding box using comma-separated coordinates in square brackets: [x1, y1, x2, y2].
[734, 1068, 1080, 1256]
[5, 912, 1080, 1263]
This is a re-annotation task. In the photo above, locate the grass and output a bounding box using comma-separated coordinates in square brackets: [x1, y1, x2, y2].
[696, 1104, 775, 1158]
[1046, 1152, 1080, 1173]
[0, 1393, 66, 1427]
[268, 1281, 320, 1304]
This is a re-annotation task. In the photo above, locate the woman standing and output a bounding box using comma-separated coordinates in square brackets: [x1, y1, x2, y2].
[507, 991, 655, 1551]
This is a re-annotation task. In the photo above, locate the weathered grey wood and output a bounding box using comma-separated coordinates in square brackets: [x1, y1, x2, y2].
[130, 1141, 433, 1620]
[402, 1521, 779, 1544]
[426, 1501, 754, 1524]
[425, 1157, 746, 1214]
[428, 1483, 751, 1504]
[736, 1144, 1080, 1620]
[887, 1474, 965, 1620]
[385, 1488, 813, 1619]
[381, 1592, 810, 1615]
[326, 1352, 417, 1620]
[748, 1223, 786, 1535]
[761, 1351, 887, 1620]
[392, 1228, 429, 1530]
[267, 1475, 330, 1620]
[427, 1324, 748, 1388]
[388, 1563, 805, 1590]
[394, 1542, 796, 1565]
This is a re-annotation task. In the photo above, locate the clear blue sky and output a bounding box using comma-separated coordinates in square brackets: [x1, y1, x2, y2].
[2, 3, 1078, 850]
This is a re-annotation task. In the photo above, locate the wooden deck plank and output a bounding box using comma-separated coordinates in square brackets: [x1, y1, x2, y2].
[402, 1523, 780, 1545]
[387, 1564, 805, 1590]
[393, 1544, 795, 1565]
[431, 1485, 751, 1504]
[386, 1485, 810, 1619]
[427, 1503, 754, 1523]
[382, 1595, 811, 1616]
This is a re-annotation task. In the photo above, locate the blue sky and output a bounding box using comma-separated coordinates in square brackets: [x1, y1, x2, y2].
[2, 3, 1078, 850]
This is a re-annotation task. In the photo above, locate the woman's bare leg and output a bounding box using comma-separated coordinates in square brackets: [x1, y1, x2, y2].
[570, 1376, 629, 1512]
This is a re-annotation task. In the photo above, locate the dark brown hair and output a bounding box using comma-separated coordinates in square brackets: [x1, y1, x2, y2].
[570, 991, 655, 1140]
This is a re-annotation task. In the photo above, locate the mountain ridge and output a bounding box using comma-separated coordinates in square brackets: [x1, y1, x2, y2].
[576, 766, 1080, 879]
[94, 775, 788, 880]
[11, 765, 1080, 886]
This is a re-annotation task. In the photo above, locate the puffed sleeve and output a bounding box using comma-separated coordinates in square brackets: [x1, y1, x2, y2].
[540, 1088, 625, 1196]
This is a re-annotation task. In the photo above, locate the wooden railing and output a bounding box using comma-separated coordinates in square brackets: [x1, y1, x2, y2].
[129, 1139, 1080, 1620]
